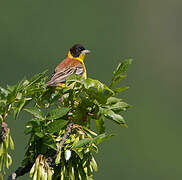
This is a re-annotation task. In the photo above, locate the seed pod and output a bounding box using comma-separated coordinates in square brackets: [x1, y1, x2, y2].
[65, 150, 71, 161]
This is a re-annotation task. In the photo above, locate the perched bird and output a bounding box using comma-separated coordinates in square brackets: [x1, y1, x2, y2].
[46, 44, 90, 87]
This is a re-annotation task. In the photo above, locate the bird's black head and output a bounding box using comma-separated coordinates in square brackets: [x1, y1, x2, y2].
[70, 44, 87, 57]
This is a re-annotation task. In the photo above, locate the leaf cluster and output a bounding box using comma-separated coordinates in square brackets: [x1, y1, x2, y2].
[0, 59, 132, 179]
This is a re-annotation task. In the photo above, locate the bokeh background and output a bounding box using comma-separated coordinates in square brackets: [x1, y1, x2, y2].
[1, 0, 182, 179]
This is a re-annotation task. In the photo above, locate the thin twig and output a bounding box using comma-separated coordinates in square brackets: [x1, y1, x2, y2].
[57, 121, 73, 153]
[46, 121, 73, 166]
[8, 164, 33, 180]
[8, 121, 73, 179]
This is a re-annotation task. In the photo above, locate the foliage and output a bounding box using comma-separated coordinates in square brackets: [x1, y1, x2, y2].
[0, 59, 132, 179]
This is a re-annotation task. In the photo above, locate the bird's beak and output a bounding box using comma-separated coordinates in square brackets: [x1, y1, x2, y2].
[81, 49, 91, 54]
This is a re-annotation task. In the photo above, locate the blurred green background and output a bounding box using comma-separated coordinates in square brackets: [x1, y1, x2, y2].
[1, 0, 182, 179]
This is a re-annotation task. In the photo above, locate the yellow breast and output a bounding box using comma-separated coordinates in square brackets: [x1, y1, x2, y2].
[67, 51, 87, 79]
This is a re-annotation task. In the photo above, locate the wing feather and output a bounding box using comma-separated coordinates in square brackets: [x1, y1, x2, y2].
[46, 65, 84, 86]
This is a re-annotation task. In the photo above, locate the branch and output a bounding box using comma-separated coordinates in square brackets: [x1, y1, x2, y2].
[46, 121, 73, 166]
[8, 164, 33, 180]
[8, 121, 73, 179]
[57, 121, 73, 153]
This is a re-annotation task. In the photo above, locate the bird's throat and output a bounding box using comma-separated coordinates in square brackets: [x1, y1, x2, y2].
[67, 51, 85, 63]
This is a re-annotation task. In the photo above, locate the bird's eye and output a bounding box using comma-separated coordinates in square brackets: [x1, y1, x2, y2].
[77, 48, 81, 52]
[79, 47, 84, 52]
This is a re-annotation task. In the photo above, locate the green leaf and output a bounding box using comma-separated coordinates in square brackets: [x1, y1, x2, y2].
[7, 84, 18, 93]
[104, 101, 130, 112]
[0, 99, 7, 105]
[13, 98, 29, 119]
[0, 143, 4, 156]
[95, 117, 105, 134]
[110, 59, 133, 88]
[24, 125, 33, 135]
[26, 71, 47, 89]
[35, 132, 44, 138]
[110, 75, 127, 88]
[90, 144, 98, 153]
[6, 89, 16, 104]
[82, 127, 97, 136]
[55, 151, 61, 164]
[83, 78, 113, 93]
[113, 86, 129, 94]
[47, 119, 68, 133]
[13, 79, 26, 92]
[73, 149, 84, 159]
[6, 154, 12, 169]
[0, 87, 9, 97]
[100, 108, 127, 127]
[73, 134, 114, 149]
[113, 102, 130, 111]
[113, 59, 133, 77]
[0, 172, 4, 180]
[78, 164, 87, 179]
[44, 142, 57, 151]
[9, 135, 14, 150]
[92, 133, 115, 145]
[90, 156, 98, 172]
[24, 107, 44, 120]
[25, 119, 41, 134]
[106, 97, 121, 104]
[84, 89, 110, 104]
[6, 79, 27, 103]
[66, 75, 114, 94]
[47, 107, 70, 120]
[73, 138, 92, 148]
[66, 74, 83, 84]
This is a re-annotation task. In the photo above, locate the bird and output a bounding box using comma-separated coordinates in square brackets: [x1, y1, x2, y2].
[46, 44, 90, 87]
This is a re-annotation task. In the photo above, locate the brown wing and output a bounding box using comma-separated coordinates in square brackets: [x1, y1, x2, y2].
[46, 57, 84, 86]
